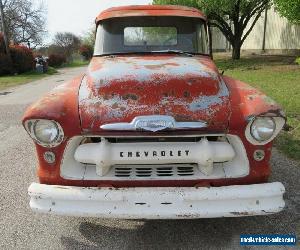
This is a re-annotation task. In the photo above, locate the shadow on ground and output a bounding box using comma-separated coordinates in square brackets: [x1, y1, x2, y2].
[60, 212, 298, 250]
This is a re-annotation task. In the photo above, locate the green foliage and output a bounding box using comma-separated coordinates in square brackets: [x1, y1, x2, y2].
[153, 0, 200, 8]
[153, 0, 270, 19]
[79, 28, 95, 60]
[82, 29, 96, 49]
[124, 27, 177, 46]
[153, 0, 270, 59]
[62, 60, 89, 68]
[274, 0, 300, 24]
[296, 57, 300, 65]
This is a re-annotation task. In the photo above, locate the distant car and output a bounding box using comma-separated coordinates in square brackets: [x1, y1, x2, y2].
[23, 5, 286, 219]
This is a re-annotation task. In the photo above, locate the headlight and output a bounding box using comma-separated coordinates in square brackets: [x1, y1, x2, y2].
[34, 120, 59, 144]
[250, 117, 276, 142]
[24, 119, 64, 147]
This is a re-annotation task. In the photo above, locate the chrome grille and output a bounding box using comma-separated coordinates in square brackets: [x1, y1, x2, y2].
[115, 168, 132, 177]
[113, 165, 195, 178]
[61, 134, 250, 181]
[177, 166, 194, 176]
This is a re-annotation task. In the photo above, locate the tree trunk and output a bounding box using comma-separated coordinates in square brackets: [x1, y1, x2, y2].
[231, 39, 242, 60]
[0, 0, 11, 58]
[208, 22, 213, 59]
[262, 7, 268, 52]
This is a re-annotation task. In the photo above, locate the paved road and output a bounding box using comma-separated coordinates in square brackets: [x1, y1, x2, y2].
[0, 67, 299, 249]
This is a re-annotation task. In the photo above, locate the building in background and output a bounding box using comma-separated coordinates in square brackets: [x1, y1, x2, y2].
[212, 6, 300, 55]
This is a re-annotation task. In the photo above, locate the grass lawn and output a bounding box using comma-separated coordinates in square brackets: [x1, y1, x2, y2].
[0, 67, 58, 91]
[0, 60, 89, 91]
[215, 54, 300, 161]
[62, 60, 89, 68]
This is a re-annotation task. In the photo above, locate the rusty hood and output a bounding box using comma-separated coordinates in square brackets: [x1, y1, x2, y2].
[79, 55, 230, 133]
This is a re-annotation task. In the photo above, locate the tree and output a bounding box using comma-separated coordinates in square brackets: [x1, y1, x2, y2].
[79, 28, 95, 60]
[153, 0, 271, 59]
[0, 0, 46, 48]
[82, 28, 96, 49]
[53, 32, 81, 60]
[274, 0, 300, 24]
[0, 0, 10, 57]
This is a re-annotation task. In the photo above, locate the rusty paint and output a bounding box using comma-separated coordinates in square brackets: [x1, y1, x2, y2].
[96, 5, 206, 23]
[122, 94, 138, 101]
[22, 70, 279, 188]
[183, 91, 190, 98]
[224, 75, 284, 131]
[79, 55, 230, 133]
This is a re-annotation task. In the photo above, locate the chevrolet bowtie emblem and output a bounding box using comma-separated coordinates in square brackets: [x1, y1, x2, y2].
[100, 115, 207, 132]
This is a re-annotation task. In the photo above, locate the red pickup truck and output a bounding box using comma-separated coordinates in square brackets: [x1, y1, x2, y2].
[23, 5, 286, 219]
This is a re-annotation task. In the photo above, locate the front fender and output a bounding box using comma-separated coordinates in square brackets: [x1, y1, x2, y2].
[22, 75, 84, 138]
[223, 76, 285, 131]
[22, 75, 84, 185]
[223, 76, 285, 182]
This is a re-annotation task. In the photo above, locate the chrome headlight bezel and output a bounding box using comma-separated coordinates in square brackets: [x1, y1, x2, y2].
[24, 119, 64, 148]
[245, 116, 286, 145]
[250, 117, 276, 142]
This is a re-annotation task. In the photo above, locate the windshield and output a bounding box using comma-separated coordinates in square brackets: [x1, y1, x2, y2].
[94, 16, 209, 55]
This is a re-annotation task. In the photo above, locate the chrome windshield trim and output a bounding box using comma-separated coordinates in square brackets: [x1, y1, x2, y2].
[100, 115, 207, 132]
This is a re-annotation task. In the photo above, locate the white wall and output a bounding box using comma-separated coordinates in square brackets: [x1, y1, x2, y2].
[212, 7, 300, 51]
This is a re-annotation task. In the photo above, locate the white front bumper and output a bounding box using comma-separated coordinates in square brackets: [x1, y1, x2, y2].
[28, 182, 285, 219]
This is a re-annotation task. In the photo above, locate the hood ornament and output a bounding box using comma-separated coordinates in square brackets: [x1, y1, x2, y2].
[100, 115, 207, 132]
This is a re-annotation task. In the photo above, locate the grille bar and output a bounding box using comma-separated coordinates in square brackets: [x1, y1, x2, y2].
[113, 165, 195, 178]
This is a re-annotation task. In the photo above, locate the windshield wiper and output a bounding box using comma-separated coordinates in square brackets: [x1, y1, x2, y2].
[150, 50, 194, 57]
[95, 50, 195, 57]
[97, 52, 147, 57]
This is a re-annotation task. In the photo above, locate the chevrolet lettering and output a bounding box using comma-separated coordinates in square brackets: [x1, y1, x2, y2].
[119, 150, 190, 158]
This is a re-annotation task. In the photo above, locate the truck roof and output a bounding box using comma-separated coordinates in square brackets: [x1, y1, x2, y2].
[96, 5, 206, 23]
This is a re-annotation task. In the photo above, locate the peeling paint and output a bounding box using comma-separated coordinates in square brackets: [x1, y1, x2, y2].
[79, 55, 230, 132]
[96, 5, 207, 24]
[189, 78, 229, 112]
[88, 56, 217, 85]
[28, 182, 285, 218]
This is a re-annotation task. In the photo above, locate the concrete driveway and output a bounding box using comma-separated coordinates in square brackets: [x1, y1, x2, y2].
[0, 67, 299, 249]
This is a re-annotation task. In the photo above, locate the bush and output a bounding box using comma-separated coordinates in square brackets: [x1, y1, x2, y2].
[10, 45, 34, 74]
[48, 54, 67, 67]
[0, 53, 13, 75]
[79, 45, 93, 60]
[0, 36, 35, 75]
[296, 57, 300, 65]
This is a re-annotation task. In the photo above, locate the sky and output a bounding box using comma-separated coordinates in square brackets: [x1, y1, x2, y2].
[46, 0, 151, 43]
